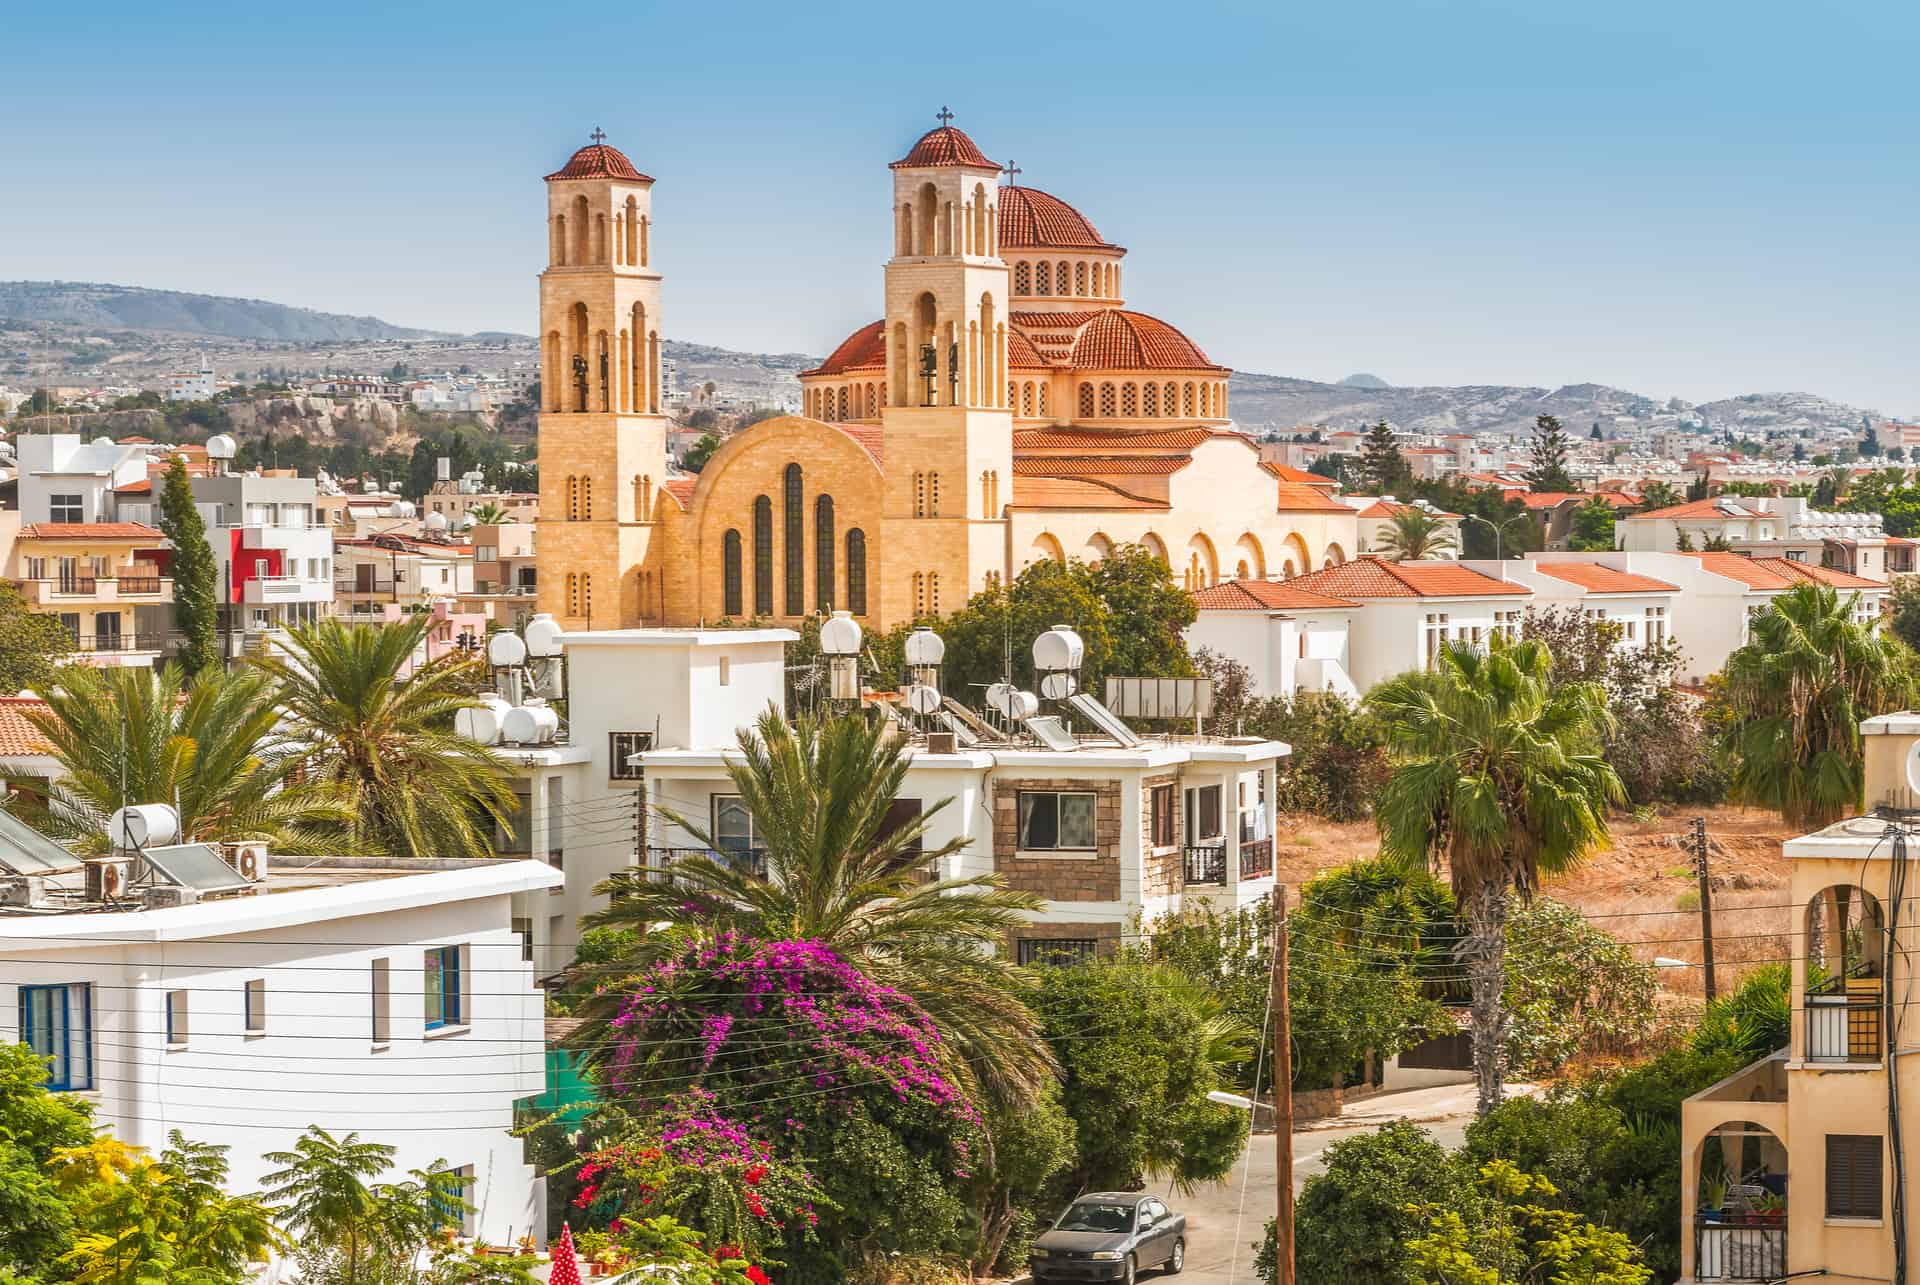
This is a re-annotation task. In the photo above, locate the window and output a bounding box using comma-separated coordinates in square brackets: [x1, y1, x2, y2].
[1186, 784, 1224, 841]
[752, 496, 773, 615]
[1150, 784, 1176, 849]
[512, 917, 534, 964]
[846, 529, 867, 615]
[1826, 1134, 1883, 1220]
[498, 782, 533, 855]
[25, 556, 45, 580]
[19, 984, 91, 1090]
[713, 795, 759, 855]
[718, 656, 731, 686]
[244, 979, 267, 1034]
[1647, 606, 1667, 646]
[545, 778, 564, 871]
[371, 959, 391, 1045]
[1018, 791, 1098, 851]
[49, 494, 83, 524]
[165, 989, 188, 1046]
[878, 798, 924, 859]
[783, 464, 804, 615]
[424, 946, 463, 1030]
[430, 1164, 475, 1236]
[609, 731, 653, 782]
[1423, 612, 1451, 667]
[815, 495, 835, 612]
[1017, 937, 1097, 966]
[722, 528, 743, 615]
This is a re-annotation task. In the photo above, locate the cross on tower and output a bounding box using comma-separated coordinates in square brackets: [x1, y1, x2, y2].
[1003, 159, 1021, 185]
[935, 105, 955, 127]
[589, 126, 607, 145]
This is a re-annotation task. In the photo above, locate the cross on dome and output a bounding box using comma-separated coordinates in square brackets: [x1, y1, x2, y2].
[1003, 159, 1021, 185]
[936, 105, 955, 126]
[589, 126, 607, 145]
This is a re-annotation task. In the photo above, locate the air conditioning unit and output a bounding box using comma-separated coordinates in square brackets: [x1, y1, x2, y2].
[142, 885, 199, 909]
[1, 876, 47, 908]
[84, 858, 134, 903]
[225, 842, 269, 882]
[926, 731, 958, 755]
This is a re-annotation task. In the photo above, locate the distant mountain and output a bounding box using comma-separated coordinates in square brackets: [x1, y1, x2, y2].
[0, 281, 460, 342]
[1339, 372, 1391, 389]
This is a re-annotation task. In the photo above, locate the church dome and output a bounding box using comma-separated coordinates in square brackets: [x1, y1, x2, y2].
[999, 186, 1117, 251]
[1067, 310, 1224, 371]
[891, 124, 997, 170]
[802, 320, 887, 377]
[544, 139, 652, 183]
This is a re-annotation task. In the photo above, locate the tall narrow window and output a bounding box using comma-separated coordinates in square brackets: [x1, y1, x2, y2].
[722, 529, 743, 616]
[165, 989, 188, 1046]
[846, 529, 868, 615]
[425, 945, 463, 1030]
[19, 984, 91, 1090]
[815, 496, 835, 612]
[244, 979, 266, 1035]
[371, 959, 391, 1046]
[783, 464, 804, 615]
[752, 496, 774, 615]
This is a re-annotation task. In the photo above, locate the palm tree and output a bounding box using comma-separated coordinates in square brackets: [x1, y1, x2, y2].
[1719, 582, 1910, 828]
[464, 501, 514, 526]
[1365, 638, 1622, 1115]
[252, 616, 516, 859]
[260, 1127, 462, 1284]
[1375, 507, 1457, 561]
[578, 708, 1055, 1109]
[1636, 480, 1683, 511]
[9, 665, 350, 855]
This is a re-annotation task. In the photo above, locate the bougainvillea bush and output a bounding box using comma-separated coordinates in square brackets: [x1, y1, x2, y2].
[594, 935, 988, 1280]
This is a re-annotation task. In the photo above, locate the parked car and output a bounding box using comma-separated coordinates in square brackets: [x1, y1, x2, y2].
[1029, 1192, 1186, 1282]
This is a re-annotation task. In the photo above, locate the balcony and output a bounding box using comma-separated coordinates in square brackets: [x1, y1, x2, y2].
[1693, 1213, 1785, 1281]
[17, 574, 171, 604]
[1239, 837, 1274, 880]
[1184, 842, 1226, 886]
[648, 845, 768, 879]
[62, 631, 167, 658]
[243, 576, 325, 605]
[1806, 973, 1882, 1062]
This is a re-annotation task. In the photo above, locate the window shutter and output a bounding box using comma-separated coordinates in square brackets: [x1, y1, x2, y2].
[1826, 1134, 1883, 1220]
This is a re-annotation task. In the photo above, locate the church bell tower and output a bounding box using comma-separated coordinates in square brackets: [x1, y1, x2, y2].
[535, 129, 668, 629]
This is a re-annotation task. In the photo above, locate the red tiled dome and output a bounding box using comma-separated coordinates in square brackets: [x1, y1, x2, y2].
[544, 141, 652, 183]
[1067, 310, 1224, 372]
[999, 186, 1116, 250]
[802, 321, 887, 377]
[892, 125, 997, 170]
[1008, 328, 1049, 370]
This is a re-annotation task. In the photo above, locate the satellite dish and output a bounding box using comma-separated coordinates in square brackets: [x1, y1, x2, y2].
[904, 627, 946, 667]
[819, 611, 863, 657]
[1040, 672, 1078, 701]
[906, 684, 942, 716]
[1032, 625, 1085, 674]
[486, 632, 528, 667]
[524, 613, 564, 656]
[1905, 739, 1920, 795]
[424, 511, 450, 532]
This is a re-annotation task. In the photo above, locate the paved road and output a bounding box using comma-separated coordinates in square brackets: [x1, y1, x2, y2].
[1127, 1082, 1524, 1285]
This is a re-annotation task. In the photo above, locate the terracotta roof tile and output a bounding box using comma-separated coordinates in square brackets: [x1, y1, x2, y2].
[18, 522, 165, 541]
[891, 125, 997, 170]
[1753, 557, 1885, 589]
[1007, 328, 1049, 369]
[828, 422, 885, 468]
[998, 186, 1117, 250]
[660, 478, 697, 507]
[1068, 310, 1225, 372]
[1531, 563, 1681, 594]
[1284, 557, 1530, 600]
[1631, 498, 1757, 521]
[1012, 455, 1189, 476]
[1191, 580, 1359, 611]
[1008, 475, 1166, 510]
[1514, 491, 1586, 509]
[0, 698, 54, 758]
[114, 478, 152, 494]
[1010, 310, 1109, 329]
[544, 141, 652, 183]
[1682, 552, 1882, 590]
[1016, 427, 1213, 451]
[1353, 497, 1460, 519]
[1274, 482, 1356, 513]
[1260, 462, 1334, 485]
[802, 320, 887, 377]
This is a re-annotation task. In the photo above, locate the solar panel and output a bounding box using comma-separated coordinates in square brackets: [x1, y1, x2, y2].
[934, 711, 981, 747]
[1025, 715, 1079, 752]
[1068, 692, 1144, 748]
[939, 697, 1003, 742]
[0, 809, 82, 875]
[141, 843, 250, 892]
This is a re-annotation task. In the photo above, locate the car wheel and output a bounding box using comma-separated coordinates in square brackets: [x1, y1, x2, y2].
[1165, 1237, 1185, 1275]
[1121, 1253, 1136, 1285]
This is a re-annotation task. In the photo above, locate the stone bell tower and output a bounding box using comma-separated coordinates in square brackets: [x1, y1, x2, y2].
[535, 129, 669, 629]
[878, 109, 1015, 621]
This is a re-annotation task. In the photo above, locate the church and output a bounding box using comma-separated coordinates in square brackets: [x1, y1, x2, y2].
[534, 115, 1363, 631]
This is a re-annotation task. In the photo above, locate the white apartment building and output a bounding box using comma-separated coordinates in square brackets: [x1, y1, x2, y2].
[1459, 559, 1681, 649]
[165, 357, 216, 402]
[12, 433, 152, 525]
[1619, 496, 1892, 578]
[0, 823, 559, 1248]
[333, 534, 475, 620]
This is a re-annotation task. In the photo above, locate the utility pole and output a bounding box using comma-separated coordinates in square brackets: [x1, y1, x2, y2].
[1272, 885, 1294, 1285]
[1693, 817, 1718, 1003]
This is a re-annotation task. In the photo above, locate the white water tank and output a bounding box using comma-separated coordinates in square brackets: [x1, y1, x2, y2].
[206, 434, 237, 462]
[1032, 625, 1084, 675]
[819, 611, 863, 656]
[904, 627, 946, 666]
[424, 511, 449, 533]
[524, 613, 564, 657]
[486, 632, 528, 667]
[110, 803, 180, 849]
[455, 695, 512, 746]
[501, 702, 560, 745]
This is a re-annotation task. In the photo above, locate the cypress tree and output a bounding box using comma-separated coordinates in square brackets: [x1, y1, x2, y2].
[158, 456, 219, 675]
[1360, 420, 1410, 493]
[1524, 414, 1575, 493]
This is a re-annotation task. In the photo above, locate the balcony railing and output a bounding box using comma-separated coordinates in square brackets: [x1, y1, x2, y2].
[1807, 973, 1883, 1061]
[648, 845, 768, 879]
[1694, 1214, 1785, 1281]
[1239, 838, 1275, 880]
[64, 631, 167, 655]
[1184, 842, 1226, 886]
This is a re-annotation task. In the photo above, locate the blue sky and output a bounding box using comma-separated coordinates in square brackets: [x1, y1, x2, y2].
[5, 0, 1915, 413]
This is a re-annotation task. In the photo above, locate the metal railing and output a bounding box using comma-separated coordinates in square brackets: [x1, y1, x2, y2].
[1184, 843, 1226, 886]
[649, 845, 768, 879]
[64, 631, 167, 654]
[1807, 973, 1883, 1061]
[1239, 838, 1275, 880]
[1694, 1214, 1785, 1280]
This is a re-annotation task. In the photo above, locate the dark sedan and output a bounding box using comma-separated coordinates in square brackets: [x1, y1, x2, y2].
[1029, 1192, 1187, 1283]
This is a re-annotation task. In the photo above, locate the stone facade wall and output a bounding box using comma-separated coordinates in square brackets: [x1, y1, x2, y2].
[992, 777, 1121, 902]
[1140, 772, 1182, 899]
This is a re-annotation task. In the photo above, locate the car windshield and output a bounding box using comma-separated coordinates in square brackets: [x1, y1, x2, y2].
[1058, 1202, 1135, 1233]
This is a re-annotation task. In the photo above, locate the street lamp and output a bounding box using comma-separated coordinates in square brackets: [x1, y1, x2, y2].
[1462, 512, 1528, 561]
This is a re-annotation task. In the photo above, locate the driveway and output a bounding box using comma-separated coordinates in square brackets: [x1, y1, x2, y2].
[1125, 1081, 1530, 1285]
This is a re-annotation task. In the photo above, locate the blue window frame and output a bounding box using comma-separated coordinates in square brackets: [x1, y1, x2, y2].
[20, 984, 92, 1091]
[424, 946, 462, 1029]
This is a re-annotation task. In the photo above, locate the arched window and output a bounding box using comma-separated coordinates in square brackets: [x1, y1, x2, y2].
[1057, 261, 1069, 291]
[1014, 261, 1031, 294]
[846, 529, 867, 615]
[1099, 383, 1116, 417]
[553, 215, 568, 267]
[929, 571, 941, 615]
[625, 196, 639, 264]
[752, 495, 773, 615]
[912, 571, 926, 618]
[1183, 382, 1196, 415]
[1079, 383, 1095, 417]
[1038, 383, 1048, 416]
[929, 471, 941, 517]
[639, 216, 649, 266]
[1143, 383, 1159, 416]
[1121, 383, 1138, 416]
[783, 463, 804, 616]
[565, 475, 578, 520]
[581, 573, 593, 622]
[595, 213, 608, 264]
[814, 495, 835, 612]
[1074, 262, 1086, 295]
[1021, 382, 1035, 416]
[1165, 381, 1178, 416]
[981, 470, 992, 518]
[581, 477, 593, 520]
[722, 529, 743, 616]
[1035, 262, 1050, 295]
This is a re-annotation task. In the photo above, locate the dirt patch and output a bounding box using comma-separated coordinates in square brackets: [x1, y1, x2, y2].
[1271, 804, 1795, 1000]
